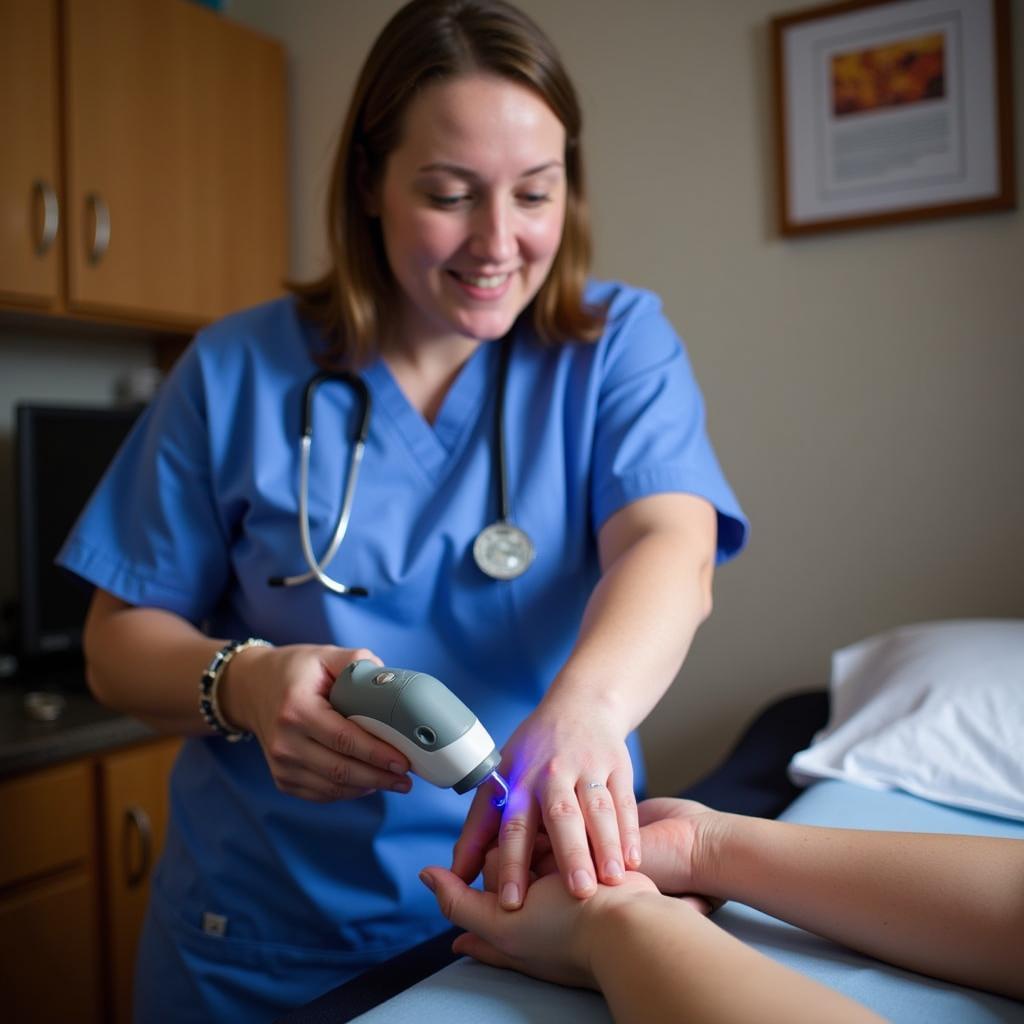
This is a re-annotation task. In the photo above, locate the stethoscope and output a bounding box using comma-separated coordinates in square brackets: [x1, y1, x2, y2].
[267, 338, 535, 597]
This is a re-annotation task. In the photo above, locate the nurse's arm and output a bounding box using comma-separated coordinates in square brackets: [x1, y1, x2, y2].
[543, 491, 716, 852]
[567, 490, 717, 728]
[84, 589, 248, 734]
[82, 590, 412, 800]
[455, 492, 716, 905]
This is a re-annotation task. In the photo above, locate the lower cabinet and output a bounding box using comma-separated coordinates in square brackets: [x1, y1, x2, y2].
[0, 869, 103, 1022]
[0, 759, 102, 1022]
[99, 739, 180, 1024]
[0, 737, 180, 1024]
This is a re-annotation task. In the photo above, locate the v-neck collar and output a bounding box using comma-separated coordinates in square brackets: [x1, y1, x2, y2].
[362, 340, 500, 474]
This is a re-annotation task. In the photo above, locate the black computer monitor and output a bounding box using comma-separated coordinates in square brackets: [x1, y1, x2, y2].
[15, 402, 142, 664]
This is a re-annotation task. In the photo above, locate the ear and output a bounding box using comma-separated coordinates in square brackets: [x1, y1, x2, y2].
[355, 145, 380, 217]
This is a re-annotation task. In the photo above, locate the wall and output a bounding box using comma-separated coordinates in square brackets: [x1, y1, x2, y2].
[237, 0, 1024, 793]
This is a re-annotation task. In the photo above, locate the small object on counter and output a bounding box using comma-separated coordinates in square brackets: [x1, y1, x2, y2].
[23, 691, 67, 722]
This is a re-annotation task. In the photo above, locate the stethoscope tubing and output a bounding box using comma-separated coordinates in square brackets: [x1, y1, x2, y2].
[270, 339, 527, 596]
[293, 432, 367, 594]
[494, 336, 512, 523]
[268, 370, 371, 595]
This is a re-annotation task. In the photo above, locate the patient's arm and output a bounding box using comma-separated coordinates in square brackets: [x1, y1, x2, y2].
[419, 868, 883, 1024]
[639, 798, 1024, 1000]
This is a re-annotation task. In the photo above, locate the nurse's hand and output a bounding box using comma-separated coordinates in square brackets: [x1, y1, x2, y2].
[485, 797, 722, 914]
[219, 644, 413, 801]
[451, 697, 641, 908]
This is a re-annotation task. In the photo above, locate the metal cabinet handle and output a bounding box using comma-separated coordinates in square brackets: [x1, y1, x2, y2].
[85, 192, 111, 264]
[123, 804, 153, 888]
[32, 180, 60, 256]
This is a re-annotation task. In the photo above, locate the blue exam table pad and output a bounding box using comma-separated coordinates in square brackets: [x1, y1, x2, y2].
[346, 781, 1024, 1023]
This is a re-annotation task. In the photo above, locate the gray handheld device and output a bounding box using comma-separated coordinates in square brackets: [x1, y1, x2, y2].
[329, 660, 509, 801]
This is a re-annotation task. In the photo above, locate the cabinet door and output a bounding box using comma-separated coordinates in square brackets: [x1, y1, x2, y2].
[0, 871, 102, 1024]
[194, 10, 288, 318]
[0, 759, 100, 1023]
[0, 0, 62, 308]
[0, 760, 93, 887]
[99, 738, 181, 1024]
[63, 0, 285, 326]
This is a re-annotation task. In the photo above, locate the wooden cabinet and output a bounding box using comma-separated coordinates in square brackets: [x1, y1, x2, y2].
[0, 760, 101, 1023]
[99, 739, 180, 1024]
[0, 0, 62, 308]
[0, 737, 181, 1024]
[0, 0, 286, 330]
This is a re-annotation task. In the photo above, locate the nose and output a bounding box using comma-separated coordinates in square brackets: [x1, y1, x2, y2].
[469, 197, 516, 264]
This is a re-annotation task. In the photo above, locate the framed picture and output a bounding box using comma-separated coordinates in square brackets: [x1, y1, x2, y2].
[771, 0, 1015, 235]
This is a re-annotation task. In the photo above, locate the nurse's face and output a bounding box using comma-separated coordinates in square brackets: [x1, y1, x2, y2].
[374, 73, 567, 351]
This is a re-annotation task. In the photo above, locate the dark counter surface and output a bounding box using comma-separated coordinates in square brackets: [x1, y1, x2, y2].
[0, 667, 157, 778]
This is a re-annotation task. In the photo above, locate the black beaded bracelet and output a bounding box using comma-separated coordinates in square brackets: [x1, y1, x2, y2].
[199, 638, 271, 741]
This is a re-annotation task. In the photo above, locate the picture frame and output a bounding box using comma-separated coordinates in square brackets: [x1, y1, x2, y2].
[771, 0, 1015, 236]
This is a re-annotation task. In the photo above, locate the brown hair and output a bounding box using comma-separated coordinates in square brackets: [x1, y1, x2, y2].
[290, 0, 605, 367]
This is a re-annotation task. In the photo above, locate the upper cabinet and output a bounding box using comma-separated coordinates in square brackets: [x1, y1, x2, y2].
[0, 0, 287, 331]
[0, 0, 62, 308]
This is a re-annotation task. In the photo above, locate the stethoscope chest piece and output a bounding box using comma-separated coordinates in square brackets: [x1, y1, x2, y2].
[473, 521, 535, 580]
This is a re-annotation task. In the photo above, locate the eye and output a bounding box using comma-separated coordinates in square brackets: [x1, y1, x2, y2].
[428, 193, 471, 209]
[518, 192, 552, 207]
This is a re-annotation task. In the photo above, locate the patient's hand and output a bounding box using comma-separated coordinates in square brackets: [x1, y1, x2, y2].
[419, 868, 660, 989]
[636, 798, 717, 896]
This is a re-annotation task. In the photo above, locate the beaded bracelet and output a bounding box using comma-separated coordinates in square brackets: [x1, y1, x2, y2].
[199, 638, 272, 741]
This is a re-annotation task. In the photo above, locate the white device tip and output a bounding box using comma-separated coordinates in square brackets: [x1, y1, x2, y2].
[489, 770, 510, 809]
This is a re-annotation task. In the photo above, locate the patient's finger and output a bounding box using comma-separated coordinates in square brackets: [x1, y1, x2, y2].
[637, 797, 683, 826]
[420, 866, 495, 933]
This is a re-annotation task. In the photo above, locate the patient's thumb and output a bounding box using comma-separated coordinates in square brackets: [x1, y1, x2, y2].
[420, 867, 458, 917]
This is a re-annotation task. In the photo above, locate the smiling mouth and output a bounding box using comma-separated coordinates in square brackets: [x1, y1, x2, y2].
[449, 270, 512, 290]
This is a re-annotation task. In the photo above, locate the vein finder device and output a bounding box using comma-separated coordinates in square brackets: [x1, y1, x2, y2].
[330, 660, 509, 804]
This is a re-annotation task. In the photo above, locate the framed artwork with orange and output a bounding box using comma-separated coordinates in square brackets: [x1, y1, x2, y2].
[771, 0, 1015, 235]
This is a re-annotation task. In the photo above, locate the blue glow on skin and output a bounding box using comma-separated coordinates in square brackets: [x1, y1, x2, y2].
[492, 744, 537, 814]
[489, 770, 510, 810]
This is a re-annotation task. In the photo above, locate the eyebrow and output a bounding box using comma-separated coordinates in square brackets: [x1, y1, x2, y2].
[415, 160, 564, 180]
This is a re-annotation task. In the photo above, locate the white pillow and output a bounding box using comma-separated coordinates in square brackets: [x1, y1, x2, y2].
[789, 619, 1024, 822]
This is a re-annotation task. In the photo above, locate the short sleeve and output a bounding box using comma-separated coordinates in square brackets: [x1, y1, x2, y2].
[589, 290, 748, 563]
[57, 339, 233, 623]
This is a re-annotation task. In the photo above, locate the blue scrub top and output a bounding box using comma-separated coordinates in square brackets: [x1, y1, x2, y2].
[59, 280, 747, 1017]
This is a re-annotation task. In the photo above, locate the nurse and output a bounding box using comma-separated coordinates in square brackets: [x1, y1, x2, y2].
[60, 0, 747, 1020]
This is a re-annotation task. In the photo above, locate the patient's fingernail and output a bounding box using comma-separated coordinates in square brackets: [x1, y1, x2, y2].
[501, 882, 520, 908]
[628, 845, 642, 867]
[388, 762, 405, 774]
[604, 859, 623, 879]
[418, 870, 436, 893]
[391, 778, 411, 793]
[572, 869, 595, 894]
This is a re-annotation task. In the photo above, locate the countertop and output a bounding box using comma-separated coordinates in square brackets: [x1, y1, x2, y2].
[0, 666, 157, 778]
